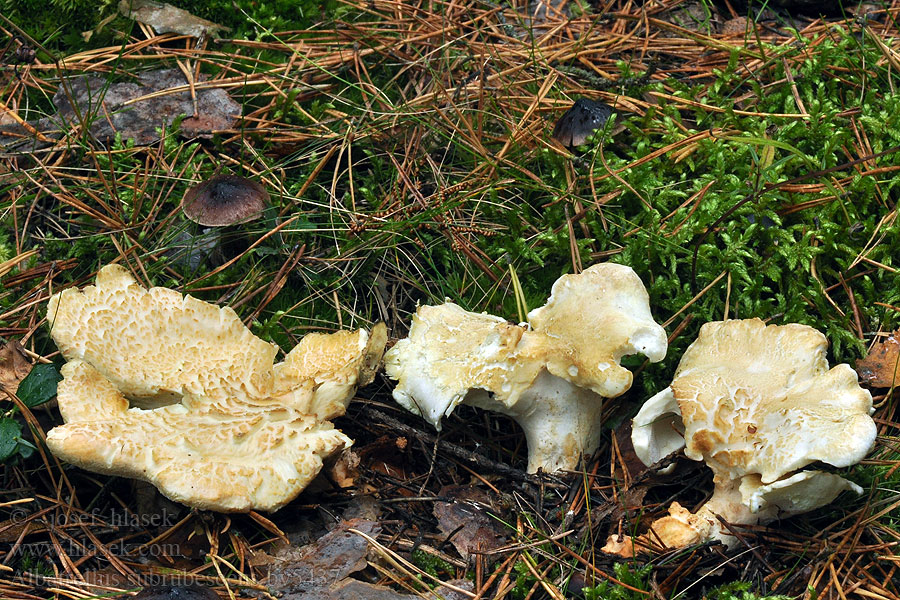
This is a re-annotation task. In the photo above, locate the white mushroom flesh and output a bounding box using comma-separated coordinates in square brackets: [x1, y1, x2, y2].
[386, 263, 667, 473]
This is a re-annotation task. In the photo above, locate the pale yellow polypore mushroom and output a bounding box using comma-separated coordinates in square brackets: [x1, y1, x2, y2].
[605, 318, 875, 556]
[384, 263, 668, 473]
[46, 265, 387, 512]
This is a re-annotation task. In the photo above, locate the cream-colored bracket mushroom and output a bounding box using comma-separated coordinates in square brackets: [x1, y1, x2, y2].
[384, 263, 668, 473]
[604, 319, 876, 556]
[46, 265, 386, 512]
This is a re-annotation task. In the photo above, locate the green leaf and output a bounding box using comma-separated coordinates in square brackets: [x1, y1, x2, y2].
[0, 418, 23, 462]
[16, 363, 62, 408]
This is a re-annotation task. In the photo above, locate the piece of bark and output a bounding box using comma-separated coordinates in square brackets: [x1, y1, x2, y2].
[433, 485, 507, 561]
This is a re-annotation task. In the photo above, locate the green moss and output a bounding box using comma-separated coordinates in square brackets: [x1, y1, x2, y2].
[707, 581, 792, 600]
[411, 549, 455, 579]
[581, 563, 652, 600]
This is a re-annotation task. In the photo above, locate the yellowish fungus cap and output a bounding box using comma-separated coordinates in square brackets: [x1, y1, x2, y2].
[46, 265, 386, 512]
[385, 263, 667, 473]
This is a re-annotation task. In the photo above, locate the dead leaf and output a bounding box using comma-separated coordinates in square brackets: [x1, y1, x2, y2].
[433, 486, 507, 561]
[81, 565, 133, 589]
[0, 341, 32, 396]
[856, 331, 900, 388]
[0, 69, 240, 150]
[611, 486, 650, 523]
[0, 109, 17, 127]
[342, 495, 381, 521]
[721, 16, 751, 35]
[292, 579, 418, 600]
[118, 0, 230, 39]
[327, 449, 360, 488]
[267, 519, 380, 593]
[54, 70, 240, 144]
[265, 519, 421, 599]
[0, 517, 49, 543]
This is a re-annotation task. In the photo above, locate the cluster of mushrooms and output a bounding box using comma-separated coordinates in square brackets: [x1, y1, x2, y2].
[44, 261, 876, 555]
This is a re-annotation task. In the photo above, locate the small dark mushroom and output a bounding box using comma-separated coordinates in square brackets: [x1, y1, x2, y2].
[551, 98, 614, 148]
[181, 174, 269, 227]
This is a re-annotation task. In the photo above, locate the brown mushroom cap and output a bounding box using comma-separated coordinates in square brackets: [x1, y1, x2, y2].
[551, 99, 614, 147]
[181, 174, 269, 226]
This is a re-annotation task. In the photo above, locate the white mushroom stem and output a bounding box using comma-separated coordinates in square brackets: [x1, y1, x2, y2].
[466, 371, 605, 473]
[385, 263, 668, 473]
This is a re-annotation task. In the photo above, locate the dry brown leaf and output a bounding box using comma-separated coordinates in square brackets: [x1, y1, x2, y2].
[81, 565, 133, 589]
[327, 449, 360, 489]
[433, 485, 507, 561]
[265, 518, 422, 599]
[266, 519, 379, 594]
[118, 0, 229, 38]
[1, 70, 240, 150]
[342, 495, 381, 521]
[721, 16, 751, 35]
[856, 331, 900, 388]
[0, 341, 32, 397]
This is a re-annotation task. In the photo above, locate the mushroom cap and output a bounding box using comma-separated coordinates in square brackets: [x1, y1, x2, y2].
[631, 386, 684, 470]
[181, 174, 269, 226]
[48, 360, 351, 512]
[47, 264, 276, 406]
[551, 98, 614, 147]
[45, 265, 386, 511]
[527, 262, 668, 397]
[674, 319, 875, 484]
[740, 470, 863, 515]
[386, 303, 536, 428]
[385, 262, 667, 472]
[273, 322, 388, 421]
[614, 318, 875, 554]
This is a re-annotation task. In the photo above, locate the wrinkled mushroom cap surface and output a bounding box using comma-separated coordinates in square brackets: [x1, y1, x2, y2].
[386, 303, 539, 427]
[527, 262, 667, 397]
[47, 264, 275, 406]
[181, 174, 269, 226]
[385, 263, 667, 472]
[50, 360, 351, 512]
[611, 318, 875, 554]
[46, 265, 386, 511]
[674, 319, 875, 484]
